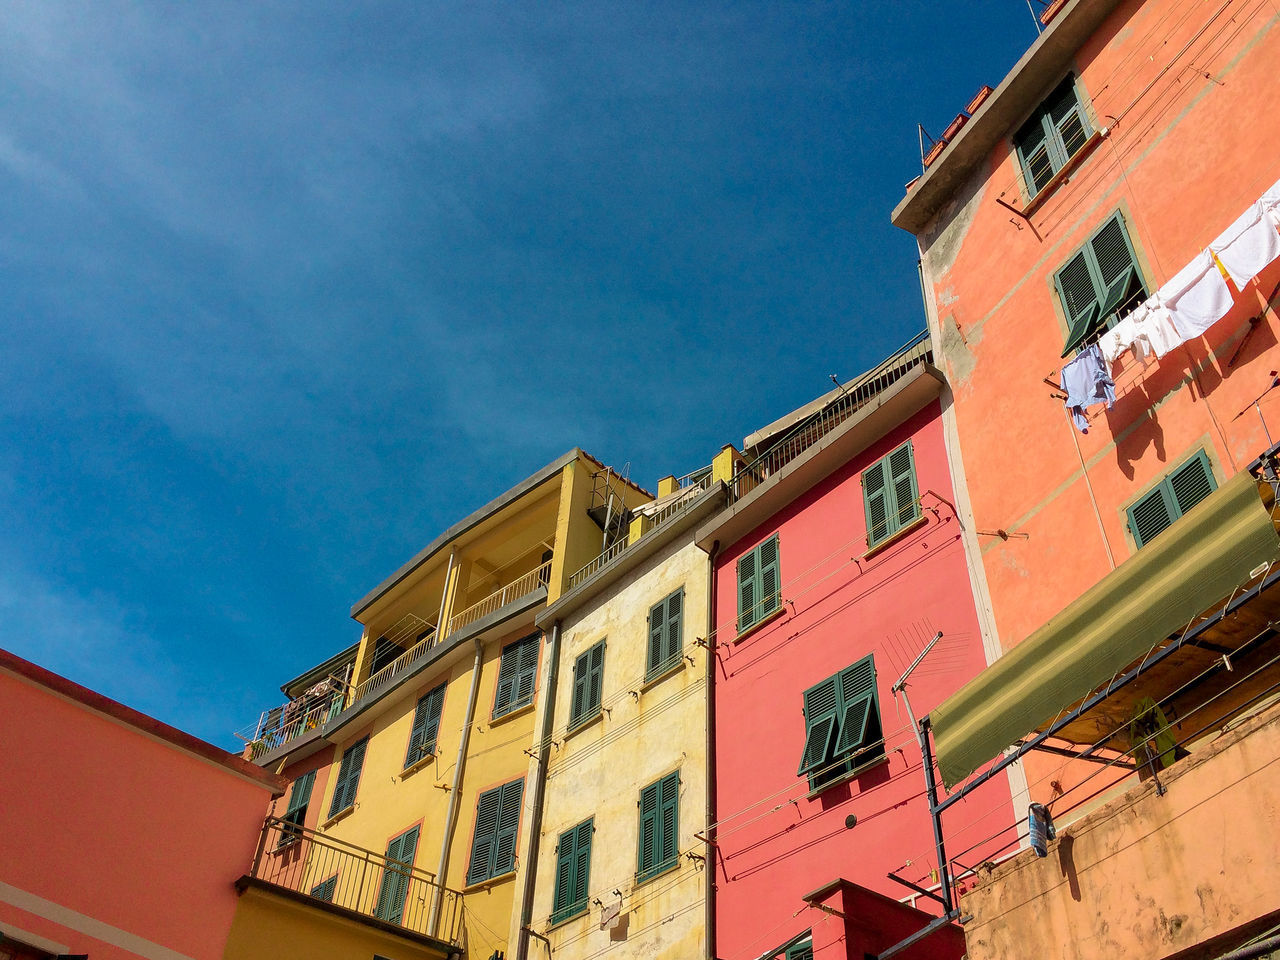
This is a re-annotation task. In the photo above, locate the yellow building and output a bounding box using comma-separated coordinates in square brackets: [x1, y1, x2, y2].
[513, 464, 730, 960]
[236, 449, 651, 960]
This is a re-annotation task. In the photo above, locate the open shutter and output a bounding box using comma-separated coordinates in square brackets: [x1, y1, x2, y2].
[658, 772, 679, 869]
[888, 442, 919, 533]
[515, 636, 540, 708]
[552, 828, 576, 920]
[638, 782, 659, 877]
[757, 536, 780, 622]
[799, 676, 840, 777]
[863, 459, 891, 545]
[492, 779, 524, 877]
[586, 643, 605, 715]
[572, 819, 593, 908]
[285, 770, 315, 824]
[648, 599, 667, 675]
[737, 550, 757, 632]
[467, 787, 502, 885]
[1168, 452, 1216, 515]
[570, 649, 590, 726]
[664, 590, 683, 668]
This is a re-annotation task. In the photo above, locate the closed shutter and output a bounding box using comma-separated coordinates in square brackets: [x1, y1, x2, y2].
[1129, 487, 1175, 548]
[586, 642, 604, 715]
[757, 536, 780, 622]
[637, 781, 660, 878]
[572, 819, 593, 908]
[310, 876, 337, 901]
[467, 787, 502, 885]
[491, 778, 524, 877]
[648, 599, 667, 675]
[863, 458, 891, 546]
[514, 636, 540, 708]
[664, 590, 683, 668]
[405, 684, 445, 768]
[1129, 451, 1217, 548]
[328, 737, 367, 817]
[284, 770, 315, 824]
[1014, 111, 1054, 194]
[375, 826, 419, 924]
[737, 550, 757, 632]
[493, 644, 521, 717]
[1168, 451, 1216, 514]
[658, 771, 679, 869]
[552, 827, 576, 921]
[570, 649, 590, 726]
[888, 442, 919, 533]
[786, 937, 815, 960]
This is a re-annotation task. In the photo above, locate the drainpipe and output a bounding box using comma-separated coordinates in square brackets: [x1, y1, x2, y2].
[705, 540, 720, 960]
[429, 635, 484, 937]
[515, 621, 562, 960]
[438, 547, 458, 633]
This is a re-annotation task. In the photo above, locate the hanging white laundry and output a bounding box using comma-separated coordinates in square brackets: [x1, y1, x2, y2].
[1209, 201, 1280, 288]
[1159, 250, 1235, 341]
[1099, 305, 1147, 364]
[1261, 175, 1280, 222]
[1135, 299, 1184, 358]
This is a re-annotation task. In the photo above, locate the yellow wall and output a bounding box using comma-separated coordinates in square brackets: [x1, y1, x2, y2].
[224, 884, 451, 960]
[524, 536, 710, 960]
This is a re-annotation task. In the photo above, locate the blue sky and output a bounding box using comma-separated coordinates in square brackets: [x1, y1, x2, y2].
[1, 2, 1035, 746]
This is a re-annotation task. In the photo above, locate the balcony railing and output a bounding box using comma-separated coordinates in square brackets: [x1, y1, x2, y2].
[567, 472, 715, 590]
[729, 331, 932, 503]
[351, 628, 439, 705]
[251, 817, 463, 945]
[244, 682, 347, 761]
[446, 559, 552, 635]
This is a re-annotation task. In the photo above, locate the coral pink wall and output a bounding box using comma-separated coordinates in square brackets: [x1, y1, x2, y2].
[712, 403, 1016, 960]
[0, 655, 280, 960]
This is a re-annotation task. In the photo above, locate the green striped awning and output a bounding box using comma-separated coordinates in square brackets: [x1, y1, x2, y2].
[931, 471, 1280, 789]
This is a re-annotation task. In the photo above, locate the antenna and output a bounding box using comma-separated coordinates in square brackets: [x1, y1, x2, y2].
[1024, 0, 1044, 34]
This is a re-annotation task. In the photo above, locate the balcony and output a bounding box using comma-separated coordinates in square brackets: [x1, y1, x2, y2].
[351, 612, 439, 705]
[243, 678, 348, 761]
[446, 558, 552, 635]
[247, 817, 463, 946]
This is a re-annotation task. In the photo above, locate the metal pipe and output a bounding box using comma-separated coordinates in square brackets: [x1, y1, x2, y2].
[705, 539, 721, 960]
[515, 621, 562, 960]
[437, 547, 458, 634]
[1216, 933, 1280, 960]
[918, 717, 954, 912]
[429, 635, 484, 936]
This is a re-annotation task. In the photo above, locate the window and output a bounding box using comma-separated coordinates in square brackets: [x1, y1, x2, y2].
[405, 683, 446, 768]
[863, 441, 920, 548]
[466, 778, 524, 885]
[569, 642, 605, 730]
[370, 635, 404, 675]
[637, 771, 679, 881]
[1128, 450, 1217, 548]
[374, 825, 420, 924]
[798, 655, 884, 792]
[1055, 211, 1148, 356]
[1014, 75, 1092, 196]
[278, 770, 315, 846]
[551, 817, 594, 924]
[310, 875, 337, 902]
[327, 736, 368, 817]
[646, 589, 684, 679]
[784, 935, 813, 960]
[493, 633, 540, 719]
[737, 535, 781, 634]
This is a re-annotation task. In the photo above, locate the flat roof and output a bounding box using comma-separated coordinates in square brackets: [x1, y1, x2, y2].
[890, 0, 1125, 235]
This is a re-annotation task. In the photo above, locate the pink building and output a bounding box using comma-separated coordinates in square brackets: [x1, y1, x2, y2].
[0, 648, 284, 960]
[695, 341, 1017, 960]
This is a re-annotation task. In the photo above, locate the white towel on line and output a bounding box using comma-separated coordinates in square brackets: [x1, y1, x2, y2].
[1209, 201, 1280, 288]
[1158, 250, 1234, 341]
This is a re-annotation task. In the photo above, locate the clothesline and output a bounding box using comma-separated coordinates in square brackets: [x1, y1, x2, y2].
[1060, 174, 1280, 433]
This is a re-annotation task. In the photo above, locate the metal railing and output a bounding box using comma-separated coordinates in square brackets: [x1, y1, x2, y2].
[351, 628, 439, 705]
[446, 559, 552, 635]
[251, 817, 464, 945]
[567, 472, 716, 590]
[245, 686, 346, 760]
[729, 331, 932, 503]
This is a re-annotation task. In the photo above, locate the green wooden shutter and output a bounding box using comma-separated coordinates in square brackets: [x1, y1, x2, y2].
[887, 442, 920, 534]
[467, 787, 502, 885]
[664, 589, 683, 669]
[1168, 451, 1216, 515]
[493, 643, 521, 717]
[551, 826, 576, 921]
[1014, 110, 1054, 194]
[786, 936, 815, 960]
[513, 634, 540, 709]
[737, 549, 757, 632]
[648, 598, 667, 676]
[1090, 215, 1137, 289]
[757, 536, 780, 622]
[572, 819, 593, 909]
[310, 876, 337, 901]
[834, 656, 881, 760]
[637, 781, 660, 878]
[1130, 451, 1217, 548]
[405, 684, 445, 768]
[586, 643, 604, 715]
[658, 771, 679, 870]
[570, 649, 590, 727]
[328, 737, 367, 816]
[285, 770, 315, 823]
[798, 676, 840, 778]
[491, 778, 524, 877]
[375, 826, 419, 923]
[863, 458, 891, 546]
[1129, 486, 1175, 548]
[1056, 250, 1100, 328]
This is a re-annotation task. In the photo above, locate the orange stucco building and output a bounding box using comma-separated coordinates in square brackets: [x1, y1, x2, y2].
[891, 0, 1280, 956]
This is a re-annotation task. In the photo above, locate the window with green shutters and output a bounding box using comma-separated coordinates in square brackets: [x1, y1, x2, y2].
[327, 736, 368, 817]
[569, 641, 605, 730]
[310, 875, 337, 902]
[1054, 211, 1148, 357]
[1127, 450, 1218, 548]
[374, 825, 420, 924]
[466, 778, 524, 885]
[863, 441, 921, 548]
[493, 633, 540, 719]
[550, 817, 594, 924]
[405, 683, 446, 768]
[637, 771, 679, 881]
[278, 769, 315, 846]
[1014, 75, 1092, 197]
[647, 588, 684, 680]
[798, 655, 884, 791]
[784, 935, 814, 960]
[737, 535, 781, 634]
